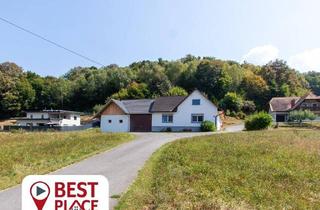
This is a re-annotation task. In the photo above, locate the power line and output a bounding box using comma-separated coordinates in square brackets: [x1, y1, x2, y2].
[0, 16, 104, 66]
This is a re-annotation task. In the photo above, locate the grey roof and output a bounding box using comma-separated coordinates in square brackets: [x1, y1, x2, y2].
[269, 92, 320, 112]
[112, 99, 129, 113]
[121, 99, 154, 114]
[150, 96, 187, 112]
[269, 97, 300, 112]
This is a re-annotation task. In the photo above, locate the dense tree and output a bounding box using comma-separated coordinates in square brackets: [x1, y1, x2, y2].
[219, 92, 243, 113]
[111, 82, 150, 100]
[242, 100, 256, 114]
[194, 61, 231, 100]
[260, 60, 308, 97]
[304, 71, 320, 95]
[240, 70, 269, 109]
[165, 86, 188, 96]
[135, 62, 171, 96]
[223, 63, 244, 91]
[164, 61, 187, 85]
[0, 55, 315, 117]
[0, 63, 34, 115]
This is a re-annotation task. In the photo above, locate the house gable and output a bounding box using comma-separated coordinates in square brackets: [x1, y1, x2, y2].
[101, 101, 126, 115]
[176, 90, 218, 112]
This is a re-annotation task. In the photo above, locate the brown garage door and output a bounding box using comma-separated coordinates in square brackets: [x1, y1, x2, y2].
[130, 114, 152, 132]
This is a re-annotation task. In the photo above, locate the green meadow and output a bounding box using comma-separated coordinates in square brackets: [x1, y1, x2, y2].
[0, 129, 133, 190]
[117, 130, 320, 210]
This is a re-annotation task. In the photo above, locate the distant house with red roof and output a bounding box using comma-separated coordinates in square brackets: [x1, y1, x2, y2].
[269, 92, 320, 122]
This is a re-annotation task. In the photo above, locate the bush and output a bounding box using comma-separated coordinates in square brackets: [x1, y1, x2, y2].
[200, 121, 216, 132]
[245, 112, 273, 131]
[289, 110, 317, 125]
[242, 100, 256, 114]
[230, 111, 237, 118]
[219, 92, 243, 112]
[236, 111, 246, 120]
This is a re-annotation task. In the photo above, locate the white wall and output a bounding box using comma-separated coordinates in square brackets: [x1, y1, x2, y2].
[60, 114, 81, 126]
[101, 115, 130, 132]
[152, 90, 221, 130]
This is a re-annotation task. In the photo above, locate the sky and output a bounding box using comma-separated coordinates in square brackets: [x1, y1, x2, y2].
[1, 0, 320, 76]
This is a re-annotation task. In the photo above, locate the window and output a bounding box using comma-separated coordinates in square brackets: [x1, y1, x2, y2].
[191, 114, 204, 123]
[74, 116, 77, 120]
[119, 119, 123, 123]
[108, 120, 112, 123]
[162, 114, 173, 123]
[192, 99, 201, 105]
[30, 114, 33, 119]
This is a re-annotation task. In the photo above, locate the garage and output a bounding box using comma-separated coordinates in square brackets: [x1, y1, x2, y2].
[130, 114, 152, 132]
[96, 99, 154, 133]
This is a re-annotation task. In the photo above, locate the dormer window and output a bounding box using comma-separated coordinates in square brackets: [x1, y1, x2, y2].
[192, 99, 200, 105]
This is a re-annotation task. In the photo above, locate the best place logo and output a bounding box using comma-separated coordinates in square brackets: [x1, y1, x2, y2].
[22, 175, 109, 210]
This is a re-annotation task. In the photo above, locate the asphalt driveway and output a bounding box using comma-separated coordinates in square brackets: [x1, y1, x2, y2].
[0, 124, 244, 209]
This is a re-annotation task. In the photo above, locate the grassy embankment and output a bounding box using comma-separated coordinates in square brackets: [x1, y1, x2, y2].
[0, 129, 133, 190]
[117, 130, 320, 210]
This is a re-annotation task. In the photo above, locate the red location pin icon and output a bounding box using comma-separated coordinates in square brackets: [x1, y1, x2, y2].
[30, 181, 50, 210]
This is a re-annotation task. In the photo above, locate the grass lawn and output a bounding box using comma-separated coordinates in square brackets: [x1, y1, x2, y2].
[117, 130, 320, 210]
[0, 129, 133, 190]
[275, 122, 320, 130]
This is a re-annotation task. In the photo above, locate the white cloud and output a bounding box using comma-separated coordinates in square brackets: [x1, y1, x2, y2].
[288, 48, 320, 72]
[242, 45, 279, 65]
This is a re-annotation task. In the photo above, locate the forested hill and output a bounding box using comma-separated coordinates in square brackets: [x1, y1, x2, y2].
[1, 55, 319, 118]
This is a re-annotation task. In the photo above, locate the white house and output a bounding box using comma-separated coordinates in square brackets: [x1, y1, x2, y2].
[96, 90, 222, 132]
[15, 110, 81, 127]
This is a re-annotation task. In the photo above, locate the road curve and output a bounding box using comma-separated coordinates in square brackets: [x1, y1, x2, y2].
[0, 124, 244, 210]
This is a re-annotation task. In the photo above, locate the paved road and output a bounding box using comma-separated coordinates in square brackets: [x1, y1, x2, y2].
[0, 124, 243, 210]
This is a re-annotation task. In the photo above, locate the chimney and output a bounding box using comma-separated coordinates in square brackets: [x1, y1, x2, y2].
[291, 99, 296, 108]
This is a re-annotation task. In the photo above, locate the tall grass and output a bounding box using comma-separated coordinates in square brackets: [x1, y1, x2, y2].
[117, 130, 320, 209]
[0, 129, 133, 190]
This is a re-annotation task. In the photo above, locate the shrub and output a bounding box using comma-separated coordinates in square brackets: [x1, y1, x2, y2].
[230, 111, 237, 118]
[236, 112, 246, 120]
[200, 121, 216, 132]
[242, 100, 256, 114]
[219, 92, 243, 112]
[289, 110, 317, 125]
[245, 112, 273, 131]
